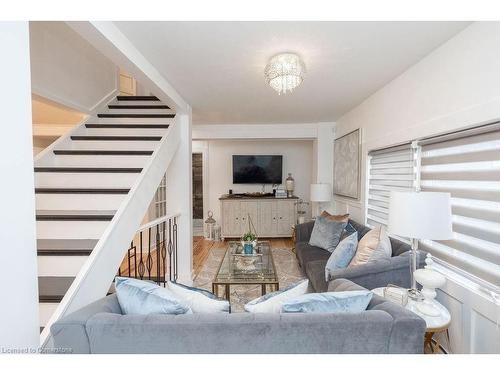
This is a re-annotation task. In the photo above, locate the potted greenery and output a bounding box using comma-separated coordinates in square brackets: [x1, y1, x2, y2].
[241, 214, 258, 255]
[241, 231, 257, 255]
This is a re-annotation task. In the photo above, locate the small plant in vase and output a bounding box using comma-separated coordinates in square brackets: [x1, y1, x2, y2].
[241, 214, 258, 255]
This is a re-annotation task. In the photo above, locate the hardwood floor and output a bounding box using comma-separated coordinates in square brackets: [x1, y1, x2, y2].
[192, 236, 294, 278]
[119, 236, 294, 280]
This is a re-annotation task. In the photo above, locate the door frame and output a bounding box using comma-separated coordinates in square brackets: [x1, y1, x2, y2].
[192, 142, 209, 223]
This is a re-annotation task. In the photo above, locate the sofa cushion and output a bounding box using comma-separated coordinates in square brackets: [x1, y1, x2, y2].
[309, 216, 347, 252]
[115, 277, 192, 315]
[281, 290, 373, 314]
[350, 226, 392, 267]
[244, 279, 309, 313]
[295, 242, 331, 269]
[305, 260, 329, 292]
[325, 232, 358, 281]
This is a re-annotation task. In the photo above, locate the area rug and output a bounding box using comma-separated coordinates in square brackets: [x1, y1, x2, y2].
[193, 247, 305, 312]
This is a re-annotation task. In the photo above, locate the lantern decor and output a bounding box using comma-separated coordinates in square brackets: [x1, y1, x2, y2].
[241, 214, 258, 255]
[204, 211, 216, 240]
[285, 173, 295, 198]
[295, 199, 309, 224]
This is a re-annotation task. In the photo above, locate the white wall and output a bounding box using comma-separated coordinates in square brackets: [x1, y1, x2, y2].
[0, 22, 40, 351]
[195, 139, 314, 223]
[30, 22, 119, 114]
[333, 21, 500, 353]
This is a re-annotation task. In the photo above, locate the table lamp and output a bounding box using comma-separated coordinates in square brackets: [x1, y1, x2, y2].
[310, 183, 332, 218]
[388, 191, 452, 300]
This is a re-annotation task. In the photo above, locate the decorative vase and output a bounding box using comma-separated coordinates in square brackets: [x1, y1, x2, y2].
[286, 173, 295, 198]
[241, 240, 257, 255]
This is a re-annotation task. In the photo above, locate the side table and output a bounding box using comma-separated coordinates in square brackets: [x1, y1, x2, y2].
[372, 287, 451, 354]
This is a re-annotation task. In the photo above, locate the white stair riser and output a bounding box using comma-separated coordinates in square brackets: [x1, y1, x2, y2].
[111, 100, 166, 106]
[35, 173, 138, 189]
[96, 117, 173, 125]
[36, 194, 125, 211]
[38, 256, 89, 277]
[39, 303, 59, 328]
[36, 221, 109, 240]
[106, 108, 174, 115]
[83, 128, 168, 137]
[66, 140, 161, 151]
[39, 154, 150, 168]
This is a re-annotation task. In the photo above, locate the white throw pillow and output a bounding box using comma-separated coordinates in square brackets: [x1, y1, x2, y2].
[167, 281, 230, 313]
[244, 280, 309, 313]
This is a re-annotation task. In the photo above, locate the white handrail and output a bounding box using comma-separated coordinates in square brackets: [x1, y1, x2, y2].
[138, 213, 181, 232]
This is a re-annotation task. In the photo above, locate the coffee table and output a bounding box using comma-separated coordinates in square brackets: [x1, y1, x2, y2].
[212, 241, 279, 300]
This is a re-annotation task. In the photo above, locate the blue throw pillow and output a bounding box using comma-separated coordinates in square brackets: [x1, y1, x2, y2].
[281, 290, 373, 313]
[115, 277, 192, 315]
[324, 231, 358, 282]
[167, 281, 230, 313]
[340, 222, 357, 241]
[308, 216, 347, 252]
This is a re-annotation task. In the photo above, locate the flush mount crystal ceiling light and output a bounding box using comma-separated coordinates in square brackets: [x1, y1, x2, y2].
[264, 52, 305, 95]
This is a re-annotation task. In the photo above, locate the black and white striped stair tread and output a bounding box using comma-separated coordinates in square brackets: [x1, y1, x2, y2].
[37, 239, 99, 256]
[116, 95, 159, 101]
[85, 123, 169, 129]
[35, 188, 130, 194]
[34, 167, 143, 173]
[36, 210, 116, 221]
[97, 113, 175, 118]
[39, 276, 115, 303]
[53, 150, 154, 155]
[108, 104, 170, 110]
[71, 135, 162, 141]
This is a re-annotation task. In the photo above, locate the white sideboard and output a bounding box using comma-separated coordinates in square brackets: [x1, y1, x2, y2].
[220, 197, 298, 238]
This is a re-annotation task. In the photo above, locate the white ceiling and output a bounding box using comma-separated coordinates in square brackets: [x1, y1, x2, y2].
[115, 21, 470, 124]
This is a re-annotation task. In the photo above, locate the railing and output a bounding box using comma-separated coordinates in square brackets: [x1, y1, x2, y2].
[117, 214, 179, 285]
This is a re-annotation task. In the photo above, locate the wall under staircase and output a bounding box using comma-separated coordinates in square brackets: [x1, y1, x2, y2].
[34, 95, 181, 342]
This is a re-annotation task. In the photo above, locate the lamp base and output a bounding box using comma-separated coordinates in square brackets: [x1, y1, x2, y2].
[408, 288, 424, 301]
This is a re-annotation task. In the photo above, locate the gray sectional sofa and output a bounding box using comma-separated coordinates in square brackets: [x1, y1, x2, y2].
[296, 219, 425, 292]
[50, 279, 425, 354]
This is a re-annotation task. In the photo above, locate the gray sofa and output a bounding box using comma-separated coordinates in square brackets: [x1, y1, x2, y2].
[50, 279, 425, 354]
[296, 219, 425, 292]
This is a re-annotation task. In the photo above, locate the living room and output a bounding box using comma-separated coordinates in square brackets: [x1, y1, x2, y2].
[1, 0, 500, 372]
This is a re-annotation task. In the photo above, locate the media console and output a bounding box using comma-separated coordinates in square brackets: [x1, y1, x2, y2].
[219, 195, 299, 239]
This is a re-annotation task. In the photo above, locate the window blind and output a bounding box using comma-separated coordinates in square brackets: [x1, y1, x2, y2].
[367, 144, 415, 228]
[419, 124, 500, 287]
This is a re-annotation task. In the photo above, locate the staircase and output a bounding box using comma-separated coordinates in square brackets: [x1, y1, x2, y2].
[34, 95, 176, 333]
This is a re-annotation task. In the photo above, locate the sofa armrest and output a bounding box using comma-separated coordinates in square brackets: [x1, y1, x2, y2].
[50, 294, 122, 354]
[328, 253, 413, 290]
[295, 221, 315, 243]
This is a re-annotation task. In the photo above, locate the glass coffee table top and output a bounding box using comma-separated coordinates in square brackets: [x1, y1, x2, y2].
[213, 241, 278, 284]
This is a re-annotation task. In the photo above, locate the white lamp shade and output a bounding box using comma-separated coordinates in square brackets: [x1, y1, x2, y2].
[310, 183, 331, 202]
[388, 191, 453, 240]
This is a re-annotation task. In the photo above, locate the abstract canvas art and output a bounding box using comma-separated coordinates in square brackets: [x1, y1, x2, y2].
[333, 129, 360, 199]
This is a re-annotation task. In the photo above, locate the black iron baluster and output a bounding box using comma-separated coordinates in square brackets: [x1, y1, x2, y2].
[156, 224, 161, 285]
[161, 221, 167, 286]
[146, 227, 153, 280]
[168, 218, 173, 281]
[138, 231, 145, 279]
[173, 216, 178, 282]
[127, 241, 133, 277]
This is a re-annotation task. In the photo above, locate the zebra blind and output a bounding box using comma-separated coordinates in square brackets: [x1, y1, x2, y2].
[419, 126, 500, 287]
[367, 144, 415, 228]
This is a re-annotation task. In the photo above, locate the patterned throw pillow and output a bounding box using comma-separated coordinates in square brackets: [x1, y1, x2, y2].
[324, 231, 358, 281]
[244, 280, 309, 313]
[281, 290, 373, 313]
[349, 226, 392, 266]
[115, 277, 192, 315]
[167, 281, 230, 313]
[309, 216, 347, 252]
[320, 211, 350, 223]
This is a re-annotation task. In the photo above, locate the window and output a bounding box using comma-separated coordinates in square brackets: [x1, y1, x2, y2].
[418, 124, 500, 288]
[366, 144, 416, 228]
[367, 123, 500, 289]
[154, 174, 167, 218]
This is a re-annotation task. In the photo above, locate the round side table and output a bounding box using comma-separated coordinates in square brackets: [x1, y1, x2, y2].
[372, 287, 451, 354]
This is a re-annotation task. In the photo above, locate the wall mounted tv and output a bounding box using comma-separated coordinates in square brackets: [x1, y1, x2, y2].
[232, 155, 283, 184]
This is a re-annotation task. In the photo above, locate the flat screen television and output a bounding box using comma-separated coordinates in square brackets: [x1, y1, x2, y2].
[232, 155, 283, 184]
